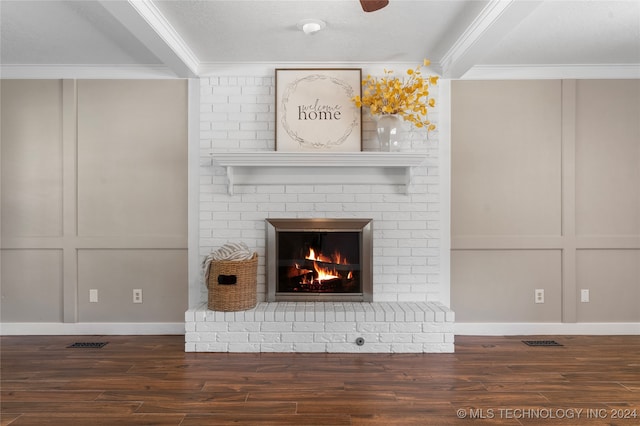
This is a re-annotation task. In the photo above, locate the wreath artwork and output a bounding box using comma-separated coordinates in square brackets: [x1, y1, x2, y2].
[276, 69, 362, 152]
[281, 75, 356, 149]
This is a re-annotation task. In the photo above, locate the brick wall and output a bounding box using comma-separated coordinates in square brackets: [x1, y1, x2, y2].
[198, 74, 441, 305]
[185, 302, 455, 353]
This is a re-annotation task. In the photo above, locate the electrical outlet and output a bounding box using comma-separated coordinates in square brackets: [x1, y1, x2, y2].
[581, 289, 590, 303]
[535, 289, 544, 304]
[133, 289, 143, 304]
[89, 289, 98, 303]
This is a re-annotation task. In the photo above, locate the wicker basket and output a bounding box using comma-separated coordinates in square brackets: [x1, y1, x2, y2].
[208, 253, 258, 311]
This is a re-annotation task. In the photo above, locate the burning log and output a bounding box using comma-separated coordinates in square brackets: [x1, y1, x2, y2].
[286, 266, 313, 278]
[290, 277, 343, 292]
[293, 258, 355, 273]
[279, 246, 359, 294]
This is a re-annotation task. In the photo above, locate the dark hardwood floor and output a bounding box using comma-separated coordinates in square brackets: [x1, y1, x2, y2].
[1, 334, 639, 425]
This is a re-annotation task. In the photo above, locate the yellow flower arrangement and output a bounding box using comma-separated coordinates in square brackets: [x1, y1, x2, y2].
[352, 59, 438, 131]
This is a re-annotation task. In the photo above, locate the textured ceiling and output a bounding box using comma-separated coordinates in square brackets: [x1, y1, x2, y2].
[153, 0, 474, 63]
[482, 0, 640, 65]
[1, 0, 639, 79]
[0, 1, 160, 65]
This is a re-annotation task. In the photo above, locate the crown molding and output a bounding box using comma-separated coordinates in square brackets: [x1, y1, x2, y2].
[3, 63, 635, 81]
[0, 64, 178, 79]
[461, 64, 640, 80]
[126, 0, 200, 75]
[197, 61, 443, 77]
[98, 0, 198, 78]
[0, 61, 444, 80]
[440, 0, 542, 79]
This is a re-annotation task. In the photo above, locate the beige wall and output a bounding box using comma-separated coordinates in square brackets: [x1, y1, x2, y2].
[452, 79, 640, 323]
[1, 79, 188, 323]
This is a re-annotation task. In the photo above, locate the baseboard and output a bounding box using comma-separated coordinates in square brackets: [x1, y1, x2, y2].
[455, 322, 640, 336]
[5, 322, 638, 337]
[0, 322, 185, 335]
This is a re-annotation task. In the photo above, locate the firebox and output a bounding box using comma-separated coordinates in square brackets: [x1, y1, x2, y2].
[266, 218, 373, 302]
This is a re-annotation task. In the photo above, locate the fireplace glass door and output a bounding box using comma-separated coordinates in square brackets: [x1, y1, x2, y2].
[266, 219, 373, 302]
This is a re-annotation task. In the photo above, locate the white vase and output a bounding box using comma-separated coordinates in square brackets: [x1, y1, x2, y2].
[376, 114, 404, 151]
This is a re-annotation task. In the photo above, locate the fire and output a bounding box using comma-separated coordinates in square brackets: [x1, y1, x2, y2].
[284, 240, 359, 293]
[313, 262, 340, 282]
[306, 248, 347, 265]
[299, 247, 348, 283]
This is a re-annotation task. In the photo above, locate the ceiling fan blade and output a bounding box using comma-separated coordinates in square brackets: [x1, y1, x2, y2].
[360, 0, 389, 13]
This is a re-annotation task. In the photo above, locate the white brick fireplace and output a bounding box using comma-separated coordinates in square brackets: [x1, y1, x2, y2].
[186, 73, 453, 353]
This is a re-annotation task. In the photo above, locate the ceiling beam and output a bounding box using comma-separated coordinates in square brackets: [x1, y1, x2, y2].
[98, 0, 199, 78]
[440, 0, 543, 79]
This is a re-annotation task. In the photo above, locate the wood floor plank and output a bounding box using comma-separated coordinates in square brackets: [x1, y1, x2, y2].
[0, 390, 103, 402]
[59, 376, 205, 391]
[344, 380, 488, 392]
[246, 389, 398, 403]
[0, 414, 21, 426]
[621, 382, 640, 391]
[295, 399, 453, 415]
[2, 335, 639, 425]
[96, 390, 247, 403]
[396, 389, 551, 403]
[180, 413, 352, 425]
[1, 401, 142, 414]
[3, 414, 185, 426]
[350, 413, 522, 425]
[0, 381, 70, 391]
[484, 380, 629, 392]
[540, 390, 640, 404]
[135, 400, 297, 415]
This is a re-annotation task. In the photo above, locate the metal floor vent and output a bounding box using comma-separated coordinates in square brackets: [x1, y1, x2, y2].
[522, 340, 563, 347]
[67, 342, 108, 349]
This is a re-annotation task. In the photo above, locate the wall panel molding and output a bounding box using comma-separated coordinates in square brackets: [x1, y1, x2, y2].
[452, 79, 640, 325]
[62, 79, 79, 322]
[1, 79, 188, 327]
[561, 79, 577, 322]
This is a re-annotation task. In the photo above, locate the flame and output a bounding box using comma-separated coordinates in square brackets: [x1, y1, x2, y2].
[332, 251, 346, 265]
[303, 247, 347, 283]
[313, 261, 340, 282]
[307, 248, 332, 263]
[306, 248, 347, 265]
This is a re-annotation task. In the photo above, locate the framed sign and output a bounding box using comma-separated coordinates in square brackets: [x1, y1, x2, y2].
[275, 68, 362, 152]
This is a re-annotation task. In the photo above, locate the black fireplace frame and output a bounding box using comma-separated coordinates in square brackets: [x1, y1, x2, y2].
[265, 218, 373, 302]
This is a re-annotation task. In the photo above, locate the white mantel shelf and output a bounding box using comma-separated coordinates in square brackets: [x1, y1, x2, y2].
[211, 152, 434, 195]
